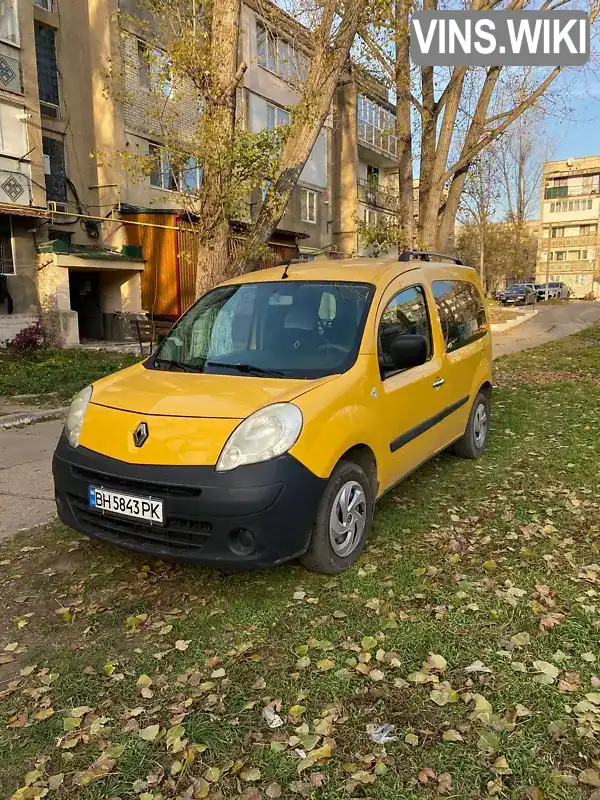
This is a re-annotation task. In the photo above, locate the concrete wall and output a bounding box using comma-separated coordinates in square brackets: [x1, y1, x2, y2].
[2, 219, 39, 314]
[538, 156, 600, 297]
[0, 314, 38, 347]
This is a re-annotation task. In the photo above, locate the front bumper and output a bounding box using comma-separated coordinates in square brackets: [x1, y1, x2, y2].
[52, 436, 327, 569]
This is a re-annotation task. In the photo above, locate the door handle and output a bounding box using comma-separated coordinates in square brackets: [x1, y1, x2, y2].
[433, 378, 445, 388]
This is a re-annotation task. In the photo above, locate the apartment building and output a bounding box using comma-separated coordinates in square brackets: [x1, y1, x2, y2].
[537, 156, 600, 298]
[0, 0, 401, 346]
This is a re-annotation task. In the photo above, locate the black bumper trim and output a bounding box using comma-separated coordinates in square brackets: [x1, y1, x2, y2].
[53, 436, 327, 569]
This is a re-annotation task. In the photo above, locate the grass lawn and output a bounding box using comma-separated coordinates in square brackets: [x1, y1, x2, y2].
[0, 350, 140, 401]
[2, 326, 600, 799]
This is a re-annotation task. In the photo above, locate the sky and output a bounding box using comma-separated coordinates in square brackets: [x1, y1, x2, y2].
[539, 68, 600, 161]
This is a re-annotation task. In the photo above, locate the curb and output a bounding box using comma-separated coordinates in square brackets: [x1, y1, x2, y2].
[0, 407, 69, 430]
[491, 309, 539, 333]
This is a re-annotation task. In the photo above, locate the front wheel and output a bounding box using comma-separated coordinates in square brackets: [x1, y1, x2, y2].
[452, 391, 491, 460]
[301, 460, 374, 574]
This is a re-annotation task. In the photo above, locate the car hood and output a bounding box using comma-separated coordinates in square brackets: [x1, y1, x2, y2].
[90, 363, 336, 419]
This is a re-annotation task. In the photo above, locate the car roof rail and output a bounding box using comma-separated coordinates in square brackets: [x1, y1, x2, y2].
[399, 249, 463, 265]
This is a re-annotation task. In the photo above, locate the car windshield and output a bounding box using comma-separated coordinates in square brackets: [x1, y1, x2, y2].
[149, 280, 374, 378]
[508, 285, 526, 292]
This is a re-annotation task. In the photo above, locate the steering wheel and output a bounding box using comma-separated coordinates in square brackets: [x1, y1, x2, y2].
[317, 342, 348, 355]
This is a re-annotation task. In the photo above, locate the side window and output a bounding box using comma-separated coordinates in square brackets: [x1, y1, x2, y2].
[378, 285, 432, 376]
[432, 280, 487, 353]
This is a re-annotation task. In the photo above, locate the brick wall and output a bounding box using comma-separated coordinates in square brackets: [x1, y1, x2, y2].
[120, 28, 200, 143]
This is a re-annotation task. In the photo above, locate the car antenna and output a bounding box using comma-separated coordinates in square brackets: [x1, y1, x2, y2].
[279, 257, 303, 279]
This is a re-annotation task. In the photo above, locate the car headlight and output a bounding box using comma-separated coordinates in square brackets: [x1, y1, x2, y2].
[216, 403, 303, 472]
[64, 385, 93, 448]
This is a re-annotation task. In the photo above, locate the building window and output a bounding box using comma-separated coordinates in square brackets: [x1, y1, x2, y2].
[35, 24, 59, 109]
[364, 208, 377, 226]
[48, 229, 71, 245]
[580, 224, 597, 236]
[149, 144, 177, 191]
[555, 251, 566, 261]
[357, 95, 397, 158]
[138, 42, 172, 97]
[0, 216, 14, 275]
[42, 136, 67, 202]
[33, 0, 53, 10]
[266, 103, 290, 130]
[256, 21, 308, 83]
[0, 0, 18, 45]
[551, 226, 564, 238]
[300, 188, 317, 223]
[180, 156, 202, 192]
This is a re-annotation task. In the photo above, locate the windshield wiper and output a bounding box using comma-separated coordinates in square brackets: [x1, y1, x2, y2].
[153, 357, 200, 373]
[205, 361, 286, 377]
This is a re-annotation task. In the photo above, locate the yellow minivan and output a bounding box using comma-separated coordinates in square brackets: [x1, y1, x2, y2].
[53, 251, 492, 574]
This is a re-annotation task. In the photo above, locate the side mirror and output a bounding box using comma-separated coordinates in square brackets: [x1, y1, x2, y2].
[389, 334, 428, 371]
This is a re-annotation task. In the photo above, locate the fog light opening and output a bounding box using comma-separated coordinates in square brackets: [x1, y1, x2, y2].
[228, 528, 256, 556]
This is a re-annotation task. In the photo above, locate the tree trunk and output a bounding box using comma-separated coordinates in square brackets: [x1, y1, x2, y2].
[437, 66, 501, 250]
[236, 0, 366, 269]
[195, 222, 230, 296]
[194, 0, 241, 297]
[394, 0, 413, 250]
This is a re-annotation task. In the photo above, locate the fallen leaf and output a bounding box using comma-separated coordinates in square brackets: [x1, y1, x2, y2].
[266, 783, 282, 798]
[316, 658, 335, 671]
[442, 729, 463, 742]
[418, 767, 436, 784]
[579, 769, 600, 787]
[241, 767, 261, 782]
[465, 659, 492, 674]
[139, 723, 160, 741]
[437, 772, 452, 795]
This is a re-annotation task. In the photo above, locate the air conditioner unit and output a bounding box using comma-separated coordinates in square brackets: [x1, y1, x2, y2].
[47, 201, 68, 213]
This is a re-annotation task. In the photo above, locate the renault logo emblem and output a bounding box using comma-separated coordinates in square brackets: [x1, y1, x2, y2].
[133, 422, 149, 448]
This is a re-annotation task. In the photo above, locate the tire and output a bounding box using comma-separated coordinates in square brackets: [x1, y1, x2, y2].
[300, 460, 374, 574]
[451, 391, 491, 460]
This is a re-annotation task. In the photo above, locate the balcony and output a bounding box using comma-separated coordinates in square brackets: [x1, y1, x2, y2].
[545, 181, 600, 199]
[357, 178, 399, 213]
[539, 234, 598, 249]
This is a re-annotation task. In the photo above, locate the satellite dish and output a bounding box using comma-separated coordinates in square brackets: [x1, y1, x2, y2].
[566, 158, 574, 167]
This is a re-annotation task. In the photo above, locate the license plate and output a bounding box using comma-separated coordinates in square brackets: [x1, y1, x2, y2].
[88, 486, 164, 524]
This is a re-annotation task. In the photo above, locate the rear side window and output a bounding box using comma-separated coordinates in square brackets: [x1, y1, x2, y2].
[432, 280, 487, 352]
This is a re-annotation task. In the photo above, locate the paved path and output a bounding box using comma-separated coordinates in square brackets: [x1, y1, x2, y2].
[492, 300, 600, 358]
[1, 301, 599, 540]
[0, 419, 63, 539]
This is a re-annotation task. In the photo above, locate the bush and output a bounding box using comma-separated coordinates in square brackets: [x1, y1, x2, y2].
[6, 320, 47, 355]
[583, 291, 596, 302]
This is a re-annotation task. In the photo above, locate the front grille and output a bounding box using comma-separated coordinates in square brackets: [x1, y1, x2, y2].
[68, 495, 212, 554]
[71, 465, 203, 498]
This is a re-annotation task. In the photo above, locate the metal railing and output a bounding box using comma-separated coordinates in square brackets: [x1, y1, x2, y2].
[356, 178, 400, 213]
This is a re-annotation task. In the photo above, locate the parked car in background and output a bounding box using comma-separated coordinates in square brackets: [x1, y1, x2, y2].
[499, 284, 538, 305]
[536, 282, 571, 300]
